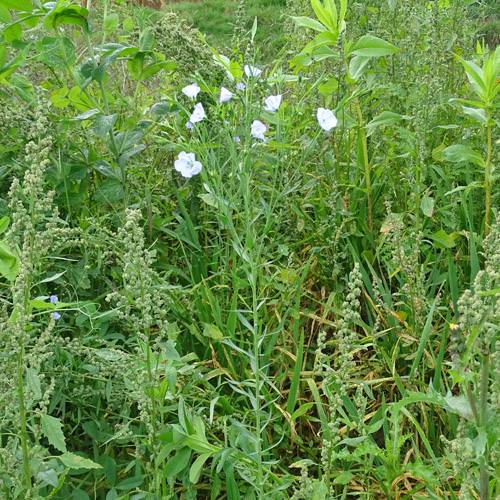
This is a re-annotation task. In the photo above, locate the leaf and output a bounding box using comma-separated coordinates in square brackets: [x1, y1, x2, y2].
[349, 55, 371, 80]
[103, 13, 119, 32]
[349, 35, 399, 57]
[366, 111, 406, 135]
[438, 144, 484, 166]
[189, 453, 211, 483]
[430, 230, 462, 249]
[151, 102, 170, 115]
[93, 114, 118, 138]
[38, 468, 59, 487]
[333, 471, 354, 485]
[59, 452, 102, 470]
[73, 108, 101, 121]
[318, 77, 338, 95]
[94, 179, 124, 203]
[163, 447, 191, 478]
[0, 0, 33, 13]
[202, 324, 223, 341]
[26, 368, 42, 400]
[461, 106, 487, 125]
[0, 216, 9, 235]
[139, 27, 154, 52]
[0, 4, 12, 23]
[115, 475, 143, 490]
[421, 195, 434, 217]
[290, 16, 326, 32]
[41, 414, 67, 452]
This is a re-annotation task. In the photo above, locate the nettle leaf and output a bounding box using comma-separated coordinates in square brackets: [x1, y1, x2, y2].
[349, 35, 399, 57]
[59, 452, 102, 470]
[41, 414, 67, 452]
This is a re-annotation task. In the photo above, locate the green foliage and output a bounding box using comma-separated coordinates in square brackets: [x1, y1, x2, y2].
[0, 0, 499, 499]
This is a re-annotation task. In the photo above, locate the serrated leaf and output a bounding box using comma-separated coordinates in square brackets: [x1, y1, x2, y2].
[41, 414, 67, 452]
[59, 452, 102, 470]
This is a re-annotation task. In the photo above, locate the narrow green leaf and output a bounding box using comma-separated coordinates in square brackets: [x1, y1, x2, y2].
[290, 15, 326, 32]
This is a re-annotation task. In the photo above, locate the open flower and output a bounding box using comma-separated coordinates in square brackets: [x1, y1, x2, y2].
[264, 94, 282, 112]
[244, 65, 262, 78]
[317, 107, 338, 131]
[174, 151, 202, 178]
[220, 87, 233, 103]
[251, 120, 267, 140]
[182, 82, 200, 99]
[54, 312, 61, 320]
[50, 295, 58, 304]
[233, 136, 241, 143]
[236, 82, 246, 91]
[190, 103, 205, 123]
[186, 121, 193, 130]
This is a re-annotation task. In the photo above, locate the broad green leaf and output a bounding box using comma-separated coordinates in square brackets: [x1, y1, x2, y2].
[461, 106, 487, 124]
[103, 13, 119, 32]
[421, 195, 434, 217]
[164, 447, 191, 478]
[94, 179, 124, 203]
[318, 76, 338, 94]
[349, 35, 399, 57]
[430, 230, 462, 249]
[41, 414, 67, 452]
[202, 324, 223, 341]
[439, 144, 484, 166]
[349, 54, 371, 80]
[290, 15, 326, 32]
[115, 475, 143, 490]
[366, 111, 405, 135]
[456, 56, 486, 99]
[0, 0, 32, 13]
[333, 471, 354, 485]
[59, 453, 102, 470]
[303, 30, 339, 53]
[93, 114, 118, 138]
[139, 27, 154, 52]
[0, 216, 9, 235]
[0, 4, 12, 23]
[189, 453, 211, 483]
[26, 368, 42, 400]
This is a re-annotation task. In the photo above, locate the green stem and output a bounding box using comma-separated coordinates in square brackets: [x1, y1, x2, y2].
[17, 343, 31, 492]
[485, 108, 492, 237]
[479, 351, 490, 500]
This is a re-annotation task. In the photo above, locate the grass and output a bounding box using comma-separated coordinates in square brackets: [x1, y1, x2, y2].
[165, 0, 288, 58]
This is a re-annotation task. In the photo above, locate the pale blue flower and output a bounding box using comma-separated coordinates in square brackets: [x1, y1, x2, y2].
[190, 103, 205, 123]
[244, 65, 262, 78]
[264, 94, 282, 112]
[54, 312, 61, 320]
[175, 151, 202, 178]
[233, 136, 241, 142]
[186, 121, 193, 130]
[182, 82, 200, 99]
[50, 295, 58, 304]
[236, 82, 245, 91]
[220, 87, 233, 103]
[251, 120, 266, 140]
[317, 107, 338, 131]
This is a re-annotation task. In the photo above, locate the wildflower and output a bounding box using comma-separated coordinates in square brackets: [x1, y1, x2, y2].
[244, 64, 262, 78]
[236, 82, 246, 91]
[220, 87, 233, 103]
[317, 107, 338, 131]
[186, 121, 193, 130]
[174, 151, 202, 178]
[54, 312, 61, 320]
[251, 120, 266, 140]
[190, 103, 205, 123]
[182, 82, 200, 99]
[264, 94, 282, 112]
[50, 295, 58, 304]
[233, 136, 241, 142]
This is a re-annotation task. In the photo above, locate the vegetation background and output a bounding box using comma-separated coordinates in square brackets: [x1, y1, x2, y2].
[0, 0, 500, 499]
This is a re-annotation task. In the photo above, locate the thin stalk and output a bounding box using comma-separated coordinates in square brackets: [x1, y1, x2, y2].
[17, 343, 31, 492]
[479, 351, 490, 500]
[484, 108, 492, 237]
